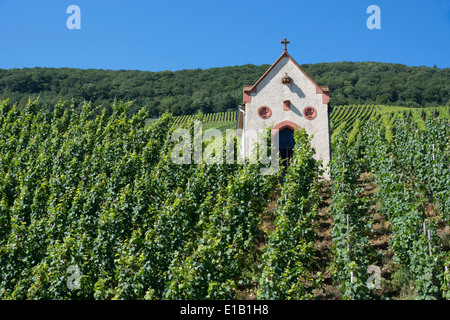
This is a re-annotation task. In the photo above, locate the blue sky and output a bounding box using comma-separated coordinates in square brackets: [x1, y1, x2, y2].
[0, 0, 449, 71]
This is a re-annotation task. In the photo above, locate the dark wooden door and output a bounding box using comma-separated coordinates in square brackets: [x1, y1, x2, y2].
[279, 128, 295, 163]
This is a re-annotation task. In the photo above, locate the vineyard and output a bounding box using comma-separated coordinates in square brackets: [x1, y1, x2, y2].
[173, 110, 237, 126]
[0, 100, 449, 300]
[172, 110, 237, 134]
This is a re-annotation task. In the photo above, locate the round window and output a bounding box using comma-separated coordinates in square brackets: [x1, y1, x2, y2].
[258, 106, 272, 119]
[303, 106, 317, 120]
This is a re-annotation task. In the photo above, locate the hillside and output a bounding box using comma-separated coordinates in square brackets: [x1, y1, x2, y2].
[0, 100, 448, 300]
[1, 62, 449, 117]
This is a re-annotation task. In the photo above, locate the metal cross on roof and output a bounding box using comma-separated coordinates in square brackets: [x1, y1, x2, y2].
[281, 38, 290, 52]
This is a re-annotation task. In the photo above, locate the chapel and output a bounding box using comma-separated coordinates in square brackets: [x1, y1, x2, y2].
[236, 38, 331, 172]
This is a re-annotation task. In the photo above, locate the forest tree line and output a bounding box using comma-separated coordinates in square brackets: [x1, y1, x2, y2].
[0, 61, 449, 117]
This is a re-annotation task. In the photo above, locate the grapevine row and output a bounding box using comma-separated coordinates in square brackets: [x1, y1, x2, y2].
[258, 128, 323, 299]
[361, 119, 449, 299]
[329, 131, 373, 299]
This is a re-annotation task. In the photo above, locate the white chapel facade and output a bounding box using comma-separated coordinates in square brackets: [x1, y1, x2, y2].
[236, 38, 331, 172]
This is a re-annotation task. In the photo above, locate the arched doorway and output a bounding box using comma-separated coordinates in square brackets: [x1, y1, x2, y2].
[279, 128, 295, 161]
[272, 120, 300, 165]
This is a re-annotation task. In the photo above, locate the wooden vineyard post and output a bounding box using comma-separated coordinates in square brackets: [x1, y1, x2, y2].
[427, 229, 432, 256]
[347, 213, 354, 300]
[424, 223, 438, 298]
[347, 214, 351, 254]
